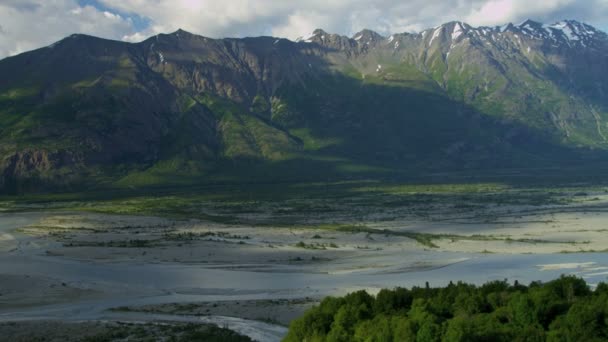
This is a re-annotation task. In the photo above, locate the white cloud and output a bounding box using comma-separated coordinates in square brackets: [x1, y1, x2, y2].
[0, 0, 135, 58]
[271, 11, 334, 40]
[98, 0, 482, 39]
[99, 0, 608, 39]
[1, 0, 608, 59]
[465, 0, 576, 26]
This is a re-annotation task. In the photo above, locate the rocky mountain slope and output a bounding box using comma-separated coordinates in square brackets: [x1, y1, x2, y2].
[0, 20, 607, 192]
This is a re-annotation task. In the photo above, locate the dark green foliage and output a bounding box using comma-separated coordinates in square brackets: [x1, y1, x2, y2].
[284, 276, 608, 341]
[250, 95, 270, 117]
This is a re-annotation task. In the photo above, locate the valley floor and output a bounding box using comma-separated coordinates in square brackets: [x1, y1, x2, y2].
[1, 182, 608, 340]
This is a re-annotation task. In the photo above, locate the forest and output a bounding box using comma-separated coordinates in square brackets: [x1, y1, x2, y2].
[284, 276, 608, 341]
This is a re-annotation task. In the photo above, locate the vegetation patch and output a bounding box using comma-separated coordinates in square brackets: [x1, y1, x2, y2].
[295, 241, 339, 250]
[164, 231, 251, 241]
[285, 276, 608, 341]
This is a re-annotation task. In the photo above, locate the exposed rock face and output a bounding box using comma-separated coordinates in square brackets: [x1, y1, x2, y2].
[0, 150, 82, 193]
[3, 150, 54, 176]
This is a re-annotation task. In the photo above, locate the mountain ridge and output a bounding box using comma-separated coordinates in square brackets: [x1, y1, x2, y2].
[295, 19, 606, 46]
[1, 19, 607, 193]
[3, 19, 602, 60]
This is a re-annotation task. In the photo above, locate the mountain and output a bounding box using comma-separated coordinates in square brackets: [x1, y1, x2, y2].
[0, 20, 607, 193]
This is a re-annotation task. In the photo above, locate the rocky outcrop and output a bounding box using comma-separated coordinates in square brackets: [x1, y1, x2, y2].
[0, 150, 83, 194]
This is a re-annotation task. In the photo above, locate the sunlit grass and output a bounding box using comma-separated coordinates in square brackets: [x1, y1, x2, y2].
[352, 182, 510, 195]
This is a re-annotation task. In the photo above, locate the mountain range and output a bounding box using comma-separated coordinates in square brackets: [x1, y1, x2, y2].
[1, 19, 607, 193]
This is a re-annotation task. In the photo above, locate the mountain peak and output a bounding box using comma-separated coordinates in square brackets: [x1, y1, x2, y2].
[559, 19, 583, 26]
[518, 19, 543, 29]
[47, 33, 115, 49]
[296, 29, 329, 43]
[497, 22, 516, 32]
[550, 19, 598, 32]
[352, 29, 384, 42]
[64, 33, 107, 41]
[312, 28, 328, 36]
[445, 21, 467, 27]
[170, 28, 194, 38]
[286, 20, 602, 46]
[544, 20, 603, 43]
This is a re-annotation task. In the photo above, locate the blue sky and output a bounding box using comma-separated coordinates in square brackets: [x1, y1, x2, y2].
[77, 0, 149, 31]
[1, 0, 608, 58]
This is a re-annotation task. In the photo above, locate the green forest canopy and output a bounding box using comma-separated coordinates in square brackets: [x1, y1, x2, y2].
[285, 276, 608, 341]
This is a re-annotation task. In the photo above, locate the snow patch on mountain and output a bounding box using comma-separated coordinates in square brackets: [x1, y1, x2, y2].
[549, 22, 579, 41]
[296, 32, 318, 43]
[429, 27, 442, 46]
[451, 23, 463, 41]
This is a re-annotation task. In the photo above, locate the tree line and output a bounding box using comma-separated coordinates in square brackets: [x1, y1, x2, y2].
[284, 276, 608, 341]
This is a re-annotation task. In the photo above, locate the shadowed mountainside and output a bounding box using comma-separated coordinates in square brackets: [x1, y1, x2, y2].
[1, 20, 608, 193]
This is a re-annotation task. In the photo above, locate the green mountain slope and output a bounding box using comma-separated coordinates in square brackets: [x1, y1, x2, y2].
[0, 20, 607, 193]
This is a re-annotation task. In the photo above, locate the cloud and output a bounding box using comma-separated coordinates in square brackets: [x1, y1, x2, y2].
[97, 0, 608, 38]
[1, 0, 608, 59]
[465, 0, 584, 26]
[0, 0, 135, 58]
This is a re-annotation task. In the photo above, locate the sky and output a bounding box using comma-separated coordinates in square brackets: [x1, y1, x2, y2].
[1, 0, 608, 59]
